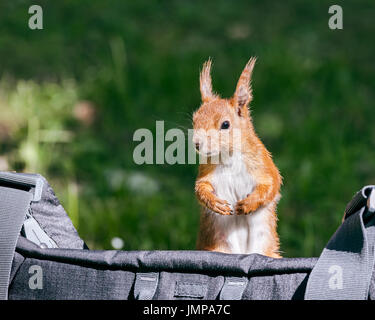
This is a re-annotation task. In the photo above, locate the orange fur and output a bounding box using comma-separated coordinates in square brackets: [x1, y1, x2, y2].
[193, 58, 282, 258]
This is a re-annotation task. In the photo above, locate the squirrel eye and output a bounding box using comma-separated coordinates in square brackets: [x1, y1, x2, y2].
[220, 121, 230, 130]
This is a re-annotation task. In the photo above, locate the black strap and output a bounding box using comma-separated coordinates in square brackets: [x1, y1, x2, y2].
[305, 186, 375, 300]
[344, 185, 375, 220]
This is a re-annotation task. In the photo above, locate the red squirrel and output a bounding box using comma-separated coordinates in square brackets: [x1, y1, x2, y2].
[193, 58, 282, 257]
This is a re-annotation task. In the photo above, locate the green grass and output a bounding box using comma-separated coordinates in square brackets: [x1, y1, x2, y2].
[0, 0, 374, 257]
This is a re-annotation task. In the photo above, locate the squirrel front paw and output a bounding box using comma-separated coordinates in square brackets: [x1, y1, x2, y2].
[196, 182, 233, 215]
[203, 196, 233, 216]
[210, 197, 233, 216]
[235, 198, 259, 215]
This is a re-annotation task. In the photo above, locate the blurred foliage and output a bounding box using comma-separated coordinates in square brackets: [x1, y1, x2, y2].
[0, 0, 374, 257]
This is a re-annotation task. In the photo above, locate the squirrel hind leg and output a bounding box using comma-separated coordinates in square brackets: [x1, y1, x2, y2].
[268, 252, 282, 259]
[196, 241, 230, 254]
[203, 247, 231, 254]
[264, 244, 282, 258]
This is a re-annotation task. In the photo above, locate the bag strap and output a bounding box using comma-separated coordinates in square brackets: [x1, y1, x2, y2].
[219, 276, 247, 300]
[305, 186, 375, 300]
[0, 172, 43, 300]
[133, 272, 159, 300]
[344, 185, 375, 220]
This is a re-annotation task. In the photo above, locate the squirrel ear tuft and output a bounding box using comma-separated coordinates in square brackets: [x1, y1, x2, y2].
[200, 58, 219, 102]
[233, 57, 256, 114]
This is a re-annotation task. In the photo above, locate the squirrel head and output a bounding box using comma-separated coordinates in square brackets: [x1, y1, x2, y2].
[192, 57, 256, 159]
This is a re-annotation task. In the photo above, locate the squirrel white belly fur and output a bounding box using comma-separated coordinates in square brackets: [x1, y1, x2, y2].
[193, 58, 282, 257]
[208, 152, 279, 254]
